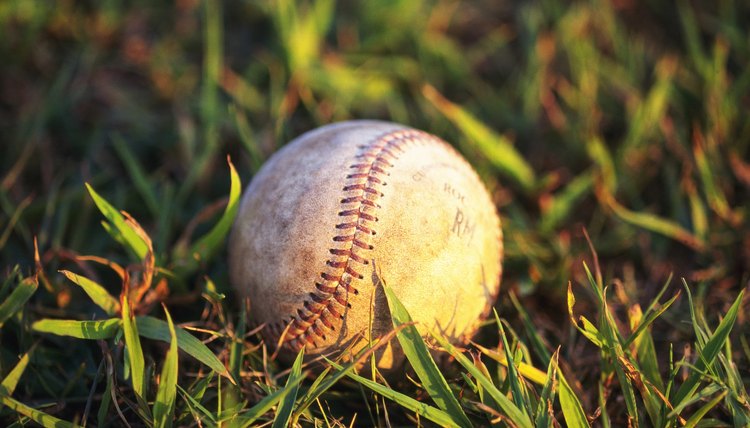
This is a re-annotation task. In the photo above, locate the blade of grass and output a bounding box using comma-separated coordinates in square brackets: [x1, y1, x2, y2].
[229, 305, 246, 382]
[600, 190, 706, 251]
[601, 291, 640, 426]
[629, 304, 664, 390]
[672, 285, 745, 408]
[567, 282, 603, 347]
[86, 183, 149, 260]
[292, 325, 408, 422]
[684, 389, 727, 428]
[177, 384, 218, 428]
[472, 343, 548, 386]
[422, 84, 536, 192]
[0, 348, 33, 398]
[229, 374, 306, 428]
[556, 363, 590, 428]
[32, 318, 120, 339]
[0, 275, 37, 328]
[327, 360, 462, 428]
[382, 281, 472, 428]
[494, 311, 531, 418]
[534, 349, 559, 428]
[0, 394, 75, 428]
[59, 270, 120, 316]
[669, 383, 723, 417]
[122, 290, 146, 399]
[431, 333, 532, 428]
[271, 349, 304, 428]
[136, 315, 232, 382]
[153, 306, 179, 428]
[623, 274, 678, 348]
[189, 156, 241, 264]
[509, 292, 552, 367]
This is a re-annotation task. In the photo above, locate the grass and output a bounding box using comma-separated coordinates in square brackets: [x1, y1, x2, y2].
[1, 0, 748, 426]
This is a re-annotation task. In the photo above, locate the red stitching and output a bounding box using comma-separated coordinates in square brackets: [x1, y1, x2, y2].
[266, 129, 441, 349]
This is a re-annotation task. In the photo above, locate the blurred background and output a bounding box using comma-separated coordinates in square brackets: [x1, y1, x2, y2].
[3, 0, 748, 297]
[1, 0, 748, 422]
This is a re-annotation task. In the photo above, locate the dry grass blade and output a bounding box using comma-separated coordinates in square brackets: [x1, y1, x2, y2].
[472, 342, 547, 386]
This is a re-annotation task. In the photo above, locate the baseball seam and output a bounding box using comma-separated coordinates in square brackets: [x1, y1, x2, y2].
[267, 129, 440, 351]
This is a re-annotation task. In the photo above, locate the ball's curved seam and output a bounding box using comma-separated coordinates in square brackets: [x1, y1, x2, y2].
[266, 129, 441, 351]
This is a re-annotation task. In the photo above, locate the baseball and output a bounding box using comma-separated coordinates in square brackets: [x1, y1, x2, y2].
[229, 120, 502, 370]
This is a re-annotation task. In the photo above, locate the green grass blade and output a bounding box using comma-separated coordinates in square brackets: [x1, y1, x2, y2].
[122, 291, 146, 399]
[623, 275, 678, 348]
[431, 333, 532, 428]
[153, 307, 179, 428]
[229, 375, 306, 428]
[136, 315, 231, 381]
[86, 183, 149, 260]
[328, 360, 462, 428]
[672, 287, 745, 408]
[177, 384, 218, 428]
[556, 363, 590, 428]
[272, 349, 304, 428]
[494, 311, 530, 418]
[422, 84, 536, 192]
[229, 306, 246, 382]
[382, 281, 472, 428]
[32, 318, 120, 339]
[292, 367, 334, 420]
[567, 283, 603, 347]
[0, 276, 37, 328]
[189, 157, 242, 264]
[683, 389, 727, 428]
[668, 383, 722, 417]
[604, 194, 706, 251]
[600, 295, 640, 426]
[509, 293, 552, 366]
[59, 270, 120, 316]
[534, 349, 559, 428]
[0, 394, 76, 428]
[0, 348, 32, 397]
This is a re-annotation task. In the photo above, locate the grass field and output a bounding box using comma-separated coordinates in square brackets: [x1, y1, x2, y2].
[1, 0, 749, 426]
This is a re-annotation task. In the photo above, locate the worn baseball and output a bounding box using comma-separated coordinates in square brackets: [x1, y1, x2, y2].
[229, 120, 502, 370]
